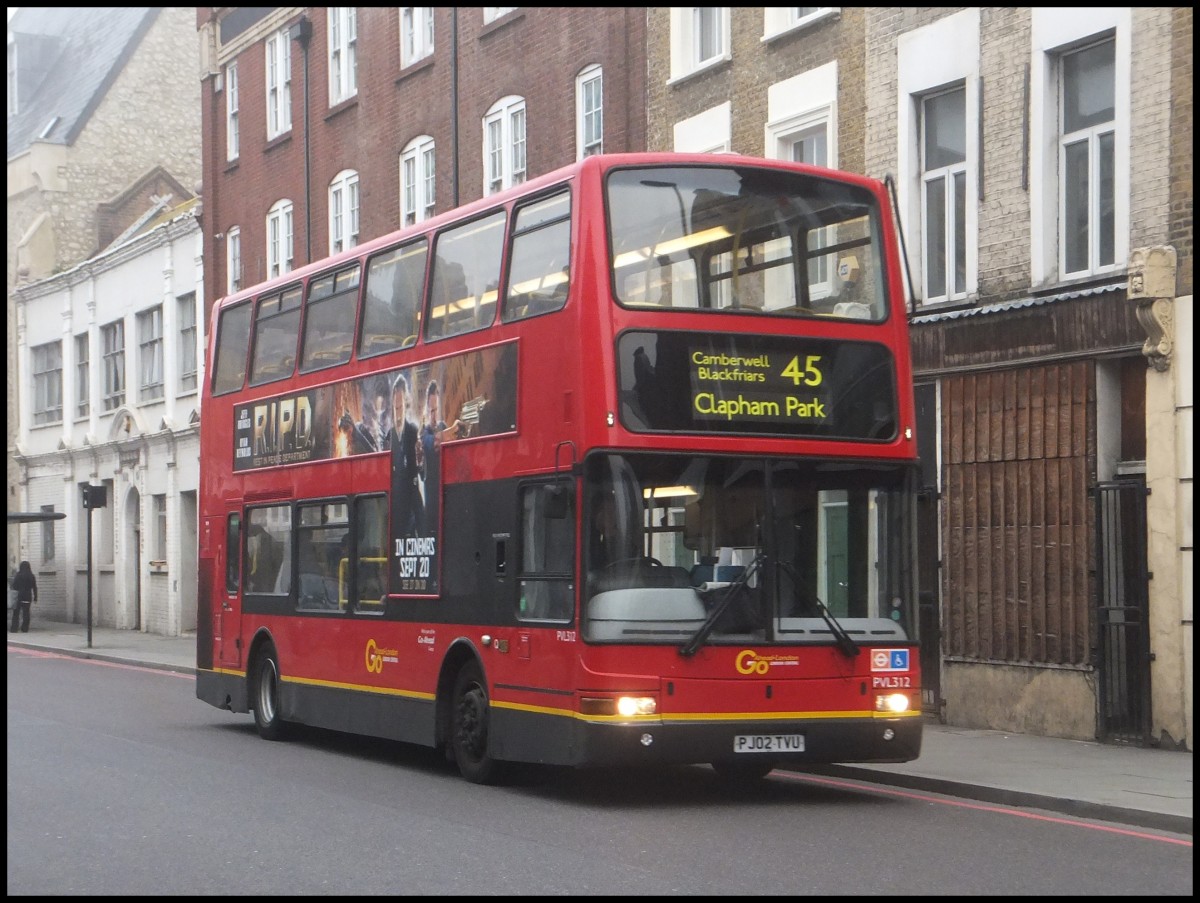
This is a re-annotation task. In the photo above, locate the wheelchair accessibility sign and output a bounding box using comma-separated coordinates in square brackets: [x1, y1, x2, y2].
[870, 649, 909, 672]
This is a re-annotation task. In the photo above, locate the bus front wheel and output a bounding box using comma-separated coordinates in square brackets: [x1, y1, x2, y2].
[451, 661, 500, 784]
[252, 645, 289, 741]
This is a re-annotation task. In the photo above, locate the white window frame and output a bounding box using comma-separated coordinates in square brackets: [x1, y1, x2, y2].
[920, 85, 969, 304]
[329, 169, 360, 254]
[75, 332, 89, 419]
[400, 7, 435, 67]
[763, 68, 839, 309]
[227, 226, 242, 294]
[153, 494, 168, 563]
[668, 7, 731, 83]
[32, 341, 63, 426]
[790, 118, 834, 299]
[267, 200, 295, 279]
[178, 292, 197, 394]
[693, 7, 725, 68]
[1029, 8, 1129, 286]
[483, 95, 526, 196]
[576, 64, 603, 160]
[483, 8, 516, 25]
[328, 7, 358, 106]
[137, 305, 164, 403]
[763, 7, 838, 43]
[765, 63, 837, 162]
[102, 319, 126, 411]
[225, 61, 239, 161]
[897, 8, 980, 308]
[1057, 38, 1117, 279]
[266, 28, 292, 139]
[400, 135, 436, 226]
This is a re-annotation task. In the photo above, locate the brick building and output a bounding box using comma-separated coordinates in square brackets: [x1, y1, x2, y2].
[195, 7, 646, 315]
[645, 7, 1191, 748]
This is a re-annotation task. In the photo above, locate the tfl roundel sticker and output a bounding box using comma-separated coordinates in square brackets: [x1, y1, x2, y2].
[870, 649, 909, 672]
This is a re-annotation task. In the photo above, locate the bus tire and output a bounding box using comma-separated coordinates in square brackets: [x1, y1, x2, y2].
[451, 660, 499, 784]
[710, 759, 775, 783]
[252, 645, 288, 741]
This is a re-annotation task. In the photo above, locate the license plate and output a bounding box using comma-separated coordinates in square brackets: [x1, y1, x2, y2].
[733, 734, 805, 753]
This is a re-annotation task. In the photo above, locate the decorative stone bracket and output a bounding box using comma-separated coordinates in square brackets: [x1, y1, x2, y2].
[1127, 246, 1177, 373]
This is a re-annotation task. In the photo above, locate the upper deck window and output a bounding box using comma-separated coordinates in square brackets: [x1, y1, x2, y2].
[359, 239, 428, 357]
[250, 285, 303, 386]
[502, 190, 571, 322]
[607, 166, 887, 322]
[425, 211, 506, 340]
[301, 264, 360, 373]
[212, 301, 254, 395]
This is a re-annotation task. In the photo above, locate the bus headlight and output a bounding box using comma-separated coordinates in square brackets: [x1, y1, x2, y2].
[617, 696, 657, 717]
[580, 696, 657, 717]
[875, 693, 910, 714]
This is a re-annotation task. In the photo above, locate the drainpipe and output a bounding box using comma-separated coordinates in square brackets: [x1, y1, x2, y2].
[292, 15, 313, 264]
[451, 8, 459, 207]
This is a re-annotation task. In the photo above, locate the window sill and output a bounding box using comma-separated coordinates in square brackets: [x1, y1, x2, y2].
[324, 95, 359, 123]
[264, 131, 293, 154]
[1042, 269, 1127, 296]
[761, 9, 840, 45]
[479, 9, 525, 40]
[666, 53, 731, 88]
[396, 55, 434, 87]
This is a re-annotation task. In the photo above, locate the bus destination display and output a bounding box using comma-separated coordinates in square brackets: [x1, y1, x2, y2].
[617, 330, 897, 441]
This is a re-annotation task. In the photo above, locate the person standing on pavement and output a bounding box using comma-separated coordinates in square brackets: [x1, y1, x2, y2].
[10, 560, 37, 633]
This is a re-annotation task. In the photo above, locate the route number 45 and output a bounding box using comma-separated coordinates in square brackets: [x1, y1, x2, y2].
[781, 354, 823, 387]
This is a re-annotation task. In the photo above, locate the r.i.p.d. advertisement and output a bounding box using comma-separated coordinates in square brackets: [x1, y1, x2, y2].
[232, 342, 518, 597]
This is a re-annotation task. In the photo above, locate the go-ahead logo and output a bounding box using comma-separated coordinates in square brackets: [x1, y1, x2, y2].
[365, 638, 399, 674]
[735, 649, 800, 675]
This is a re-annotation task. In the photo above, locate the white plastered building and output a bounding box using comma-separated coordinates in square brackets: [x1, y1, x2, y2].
[12, 201, 204, 637]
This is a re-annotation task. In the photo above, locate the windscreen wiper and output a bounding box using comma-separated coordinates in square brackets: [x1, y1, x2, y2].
[777, 559, 859, 659]
[679, 553, 765, 657]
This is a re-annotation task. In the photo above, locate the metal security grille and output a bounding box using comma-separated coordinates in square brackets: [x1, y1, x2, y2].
[1094, 478, 1151, 745]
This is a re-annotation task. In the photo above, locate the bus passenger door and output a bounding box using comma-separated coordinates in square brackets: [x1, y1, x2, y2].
[516, 479, 575, 623]
[216, 511, 244, 669]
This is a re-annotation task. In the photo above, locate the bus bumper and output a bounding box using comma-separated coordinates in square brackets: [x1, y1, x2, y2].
[196, 668, 250, 714]
[567, 715, 923, 767]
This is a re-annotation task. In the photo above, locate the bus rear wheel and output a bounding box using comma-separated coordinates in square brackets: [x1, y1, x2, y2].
[253, 645, 289, 741]
[451, 661, 500, 784]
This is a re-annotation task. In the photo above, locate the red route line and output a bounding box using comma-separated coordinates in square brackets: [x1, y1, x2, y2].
[773, 769, 1192, 848]
[9, 646, 192, 679]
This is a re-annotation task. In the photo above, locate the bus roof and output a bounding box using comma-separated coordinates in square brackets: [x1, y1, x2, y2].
[209, 151, 885, 314]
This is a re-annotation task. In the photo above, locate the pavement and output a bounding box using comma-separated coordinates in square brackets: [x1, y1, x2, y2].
[8, 618, 1192, 836]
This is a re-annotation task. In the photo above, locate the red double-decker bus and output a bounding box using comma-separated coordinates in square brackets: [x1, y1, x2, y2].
[196, 152, 922, 784]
